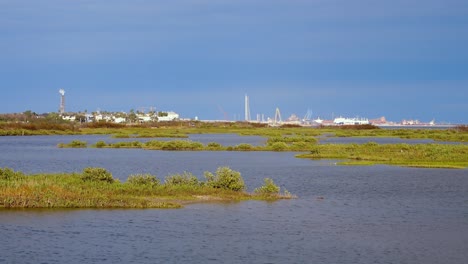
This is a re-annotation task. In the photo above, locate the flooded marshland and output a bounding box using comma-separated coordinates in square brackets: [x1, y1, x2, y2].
[1, 135, 467, 264]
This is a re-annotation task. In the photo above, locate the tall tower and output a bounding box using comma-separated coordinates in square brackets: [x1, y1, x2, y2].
[274, 107, 282, 124]
[244, 94, 251, 121]
[59, 89, 65, 114]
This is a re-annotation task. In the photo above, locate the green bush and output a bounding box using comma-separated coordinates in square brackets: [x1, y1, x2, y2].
[95, 140, 107, 148]
[234, 143, 253, 151]
[69, 140, 87, 148]
[290, 141, 310, 151]
[130, 141, 143, 148]
[127, 174, 160, 187]
[144, 140, 164, 149]
[0, 167, 24, 180]
[254, 178, 280, 195]
[162, 140, 204, 150]
[165, 172, 200, 186]
[108, 141, 143, 148]
[81, 167, 114, 183]
[58, 140, 87, 148]
[206, 142, 223, 150]
[309, 146, 320, 155]
[205, 167, 245, 191]
[269, 142, 288, 151]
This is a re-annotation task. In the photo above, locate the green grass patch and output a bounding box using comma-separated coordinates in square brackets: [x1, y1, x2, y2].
[297, 143, 468, 169]
[57, 140, 87, 148]
[2, 121, 467, 143]
[0, 167, 295, 209]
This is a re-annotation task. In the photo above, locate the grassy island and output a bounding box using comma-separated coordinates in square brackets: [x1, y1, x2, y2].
[297, 143, 468, 169]
[57, 138, 468, 169]
[0, 167, 294, 209]
[58, 136, 320, 152]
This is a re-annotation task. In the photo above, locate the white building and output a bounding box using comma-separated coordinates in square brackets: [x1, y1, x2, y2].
[158, 111, 179, 122]
[333, 117, 369, 125]
[114, 117, 126, 123]
[62, 115, 76, 122]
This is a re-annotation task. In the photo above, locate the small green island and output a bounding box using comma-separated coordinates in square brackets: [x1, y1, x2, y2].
[296, 142, 468, 169]
[0, 167, 294, 209]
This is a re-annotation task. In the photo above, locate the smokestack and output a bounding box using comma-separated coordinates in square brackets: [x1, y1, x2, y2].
[59, 89, 65, 114]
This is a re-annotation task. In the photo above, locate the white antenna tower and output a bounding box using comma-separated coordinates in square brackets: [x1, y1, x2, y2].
[244, 94, 251, 121]
[59, 89, 65, 114]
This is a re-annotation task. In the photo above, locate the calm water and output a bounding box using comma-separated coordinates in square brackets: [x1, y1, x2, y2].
[1, 135, 467, 264]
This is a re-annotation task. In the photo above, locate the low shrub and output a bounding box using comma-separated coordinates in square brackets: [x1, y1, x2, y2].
[0, 167, 24, 180]
[254, 178, 280, 195]
[205, 167, 245, 191]
[69, 140, 87, 148]
[454, 125, 468, 132]
[127, 174, 160, 187]
[95, 140, 107, 148]
[206, 142, 223, 150]
[161, 140, 204, 150]
[80, 167, 115, 183]
[144, 140, 164, 149]
[58, 140, 87, 148]
[290, 141, 310, 151]
[109, 141, 142, 148]
[309, 146, 320, 155]
[165, 172, 200, 186]
[269, 142, 289, 151]
[234, 143, 253, 151]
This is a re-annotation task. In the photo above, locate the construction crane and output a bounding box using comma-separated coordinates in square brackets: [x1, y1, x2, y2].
[217, 105, 229, 121]
[303, 109, 313, 122]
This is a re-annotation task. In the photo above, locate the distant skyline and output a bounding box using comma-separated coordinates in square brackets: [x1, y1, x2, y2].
[1, 1, 467, 123]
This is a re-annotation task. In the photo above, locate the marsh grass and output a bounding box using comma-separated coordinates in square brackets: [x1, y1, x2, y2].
[297, 143, 468, 169]
[74, 135, 321, 152]
[2, 121, 467, 142]
[0, 167, 295, 209]
[57, 140, 87, 148]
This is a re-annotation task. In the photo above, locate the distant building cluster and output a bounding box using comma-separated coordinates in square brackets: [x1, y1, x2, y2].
[61, 111, 180, 123]
[53, 90, 441, 127]
[56, 89, 181, 123]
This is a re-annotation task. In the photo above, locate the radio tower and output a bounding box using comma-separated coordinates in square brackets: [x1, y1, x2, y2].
[244, 94, 251, 121]
[59, 89, 65, 114]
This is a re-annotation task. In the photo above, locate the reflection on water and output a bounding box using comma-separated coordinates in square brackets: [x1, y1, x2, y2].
[1, 135, 467, 264]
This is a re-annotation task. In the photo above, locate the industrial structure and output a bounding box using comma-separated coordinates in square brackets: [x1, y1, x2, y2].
[274, 107, 282, 124]
[59, 89, 65, 114]
[244, 94, 251, 121]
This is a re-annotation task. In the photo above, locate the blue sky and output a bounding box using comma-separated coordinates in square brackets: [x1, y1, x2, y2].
[1, 0, 467, 123]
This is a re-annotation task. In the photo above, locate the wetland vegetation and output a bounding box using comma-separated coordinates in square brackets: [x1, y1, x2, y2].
[0, 167, 294, 209]
[3, 120, 468, 169]
[2, 119, 468, 142]
[297, 143, 468, 169]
